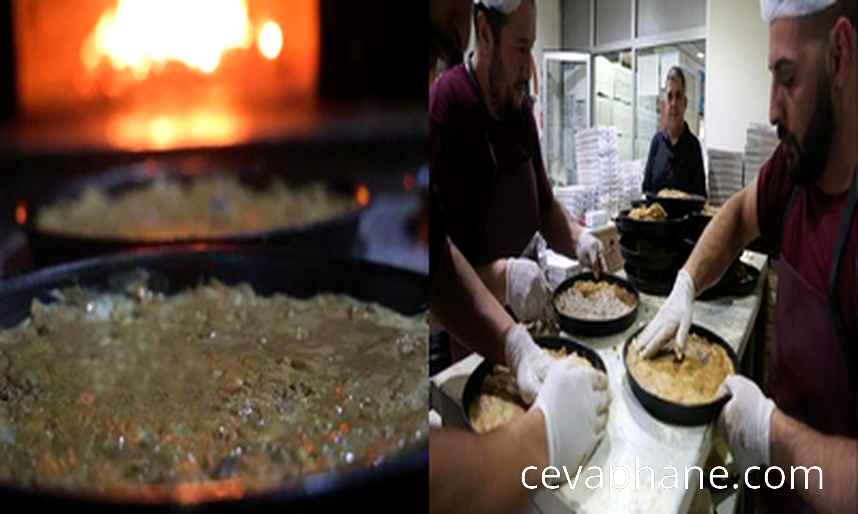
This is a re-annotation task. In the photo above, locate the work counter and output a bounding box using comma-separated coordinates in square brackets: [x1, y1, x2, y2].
[430, 251, 768, 514]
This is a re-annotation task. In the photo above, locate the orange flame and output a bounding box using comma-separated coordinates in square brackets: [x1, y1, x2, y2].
[15, 201, 27, 225]
[82, 0, 255, 78]
[257, 21, 283, 60]
[356, 185, 370, 207]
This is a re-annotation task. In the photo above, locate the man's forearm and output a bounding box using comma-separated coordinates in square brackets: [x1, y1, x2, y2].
[770, 409, 858, 514]
[542, 199, 579, 258]
[431, 239, 513, 364]
[475, 259, 508, 304]
[430, 409, 548, 514]
[683, 189, 756, 293]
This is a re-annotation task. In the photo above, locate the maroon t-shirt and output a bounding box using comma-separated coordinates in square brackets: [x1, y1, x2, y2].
[757, 142, 858, 344]
[429, 62, 554, 266]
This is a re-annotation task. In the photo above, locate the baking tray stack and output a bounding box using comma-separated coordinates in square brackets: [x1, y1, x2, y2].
[616, 199, 697, 296]
[707, 148, 745, 206]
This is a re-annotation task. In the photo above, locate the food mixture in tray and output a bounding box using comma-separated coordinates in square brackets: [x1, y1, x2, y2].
[628, 202, 669, 222]
[469, 348, 591, 434]
[657, 188, 695, 199]
[555, 281, 636, 321]
[626, 333, 734, 405]
[0, 276, 427, 494]
[702, 203, 721, 217]
[36, 176, 357, 241]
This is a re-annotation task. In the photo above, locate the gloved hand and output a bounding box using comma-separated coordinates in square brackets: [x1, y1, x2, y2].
[717, 375, 776, 470]
[505, 258, 553, 322]
[520, 232, 548, 268]
[576, 231, 608, 278]
[633, 269, 696, 359]
[532, 360, 610, 470]
[504, 323, 554, 404]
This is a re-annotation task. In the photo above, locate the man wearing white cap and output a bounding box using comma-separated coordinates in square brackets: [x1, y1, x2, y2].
[430, 0, 607, 341]
[635, 1, 857, 512]
[429, 4, 610, 513]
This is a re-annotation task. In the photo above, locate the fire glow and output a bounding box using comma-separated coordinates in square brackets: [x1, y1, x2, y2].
[81, 0, 282, 78]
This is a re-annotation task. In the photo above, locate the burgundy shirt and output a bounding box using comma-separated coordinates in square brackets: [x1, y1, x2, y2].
[756, 143, 858, 344]
[429, 61, 554, 266]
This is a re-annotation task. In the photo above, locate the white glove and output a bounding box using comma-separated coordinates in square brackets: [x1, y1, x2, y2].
[520, 232, 548, 269]
[633, 269, 696, 359]
[717, 375, 776, 469]
[505, 258, 553, 322]
[504, 323, 554, 404]
[532, 360, 610, 470]
[576, 231, 608, 277]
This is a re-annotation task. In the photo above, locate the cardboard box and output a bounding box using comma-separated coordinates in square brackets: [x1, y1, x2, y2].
[589, 223, 623, 273]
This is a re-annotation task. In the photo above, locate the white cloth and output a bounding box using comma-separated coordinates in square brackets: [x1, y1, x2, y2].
[474, 0, 521, 15]
[761, 0, 837, 23]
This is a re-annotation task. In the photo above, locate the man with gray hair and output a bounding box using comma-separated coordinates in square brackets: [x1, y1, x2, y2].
[635, 1, 857, 512]
[642, 65, 707, 197]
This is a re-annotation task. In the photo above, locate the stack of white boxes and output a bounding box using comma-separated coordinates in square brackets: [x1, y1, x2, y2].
[620, 159, 646, 211]
[743, 123, 779, 186]
[576, 127, 621, 217]
[707, 149, 745, 206]
[555, 185, 598, 225]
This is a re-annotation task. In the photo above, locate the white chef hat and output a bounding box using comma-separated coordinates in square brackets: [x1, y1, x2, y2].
[474, 0, 522, 15]
[761, 0, 837, 23]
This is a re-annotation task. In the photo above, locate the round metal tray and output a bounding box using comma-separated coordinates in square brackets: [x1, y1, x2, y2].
[0, 247, 427, 511]
[615, 209, 692, 240]
[623, 324, 737, 426]
[643, 193, 705, 218]
[461, 336, 607, 432]
[552, 272, 639, 337]
[18, 162, 367, 268]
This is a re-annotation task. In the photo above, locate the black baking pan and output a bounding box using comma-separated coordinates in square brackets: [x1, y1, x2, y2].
[687, 212, 712, 241]
[619, 233, 693, 271]
[623, 324, 738, 426]
[0, 246, 426, 512]
[615, 209, 691, 239]
[688, 213, 774, 256]
[625, 271, 674, 296]
[624, 263, 677, 296]
[461, 336, 607, 432]
[699, 261, 761, 300]
[623, 263, 679, 284]
[16, 162, 369, 268]
[643, 193, 706, 218]
[552, 272, 639, 337]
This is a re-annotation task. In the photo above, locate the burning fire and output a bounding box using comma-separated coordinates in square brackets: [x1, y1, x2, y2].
[355, 185, 371, 207]
[257, 21, 283, 61]
[82, 0, 282, 78]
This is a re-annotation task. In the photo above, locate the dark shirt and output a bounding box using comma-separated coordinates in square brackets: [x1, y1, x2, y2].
[429, 58, 554, 266]
[642, 122, 707, 197]
[757, 142, 858, 352]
